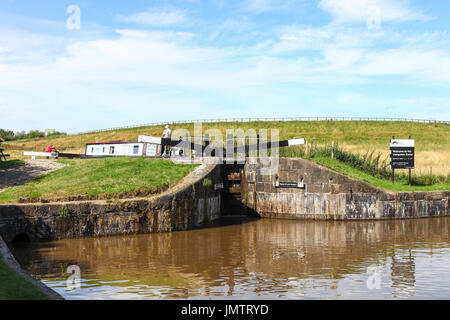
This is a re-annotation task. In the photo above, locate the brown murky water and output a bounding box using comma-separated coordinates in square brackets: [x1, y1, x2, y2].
[9, 217, 450, 300]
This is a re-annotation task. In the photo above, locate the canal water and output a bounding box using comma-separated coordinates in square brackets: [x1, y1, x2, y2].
[9, 217, 450, 300]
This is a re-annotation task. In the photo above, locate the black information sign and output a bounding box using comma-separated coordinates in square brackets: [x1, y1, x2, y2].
[390, 139, 415, 169]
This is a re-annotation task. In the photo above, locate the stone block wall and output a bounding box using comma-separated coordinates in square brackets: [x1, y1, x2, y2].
[243, 158, 449, 220]
[0, 164, 222, 242]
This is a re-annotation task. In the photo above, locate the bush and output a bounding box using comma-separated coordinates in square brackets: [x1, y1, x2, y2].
[0, 129, 67, 141]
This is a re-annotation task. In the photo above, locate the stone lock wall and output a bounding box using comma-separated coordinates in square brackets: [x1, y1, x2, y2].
[1, 157, 449, 242]
[243, 158, 450, 220]
[0, 164, 222, 242]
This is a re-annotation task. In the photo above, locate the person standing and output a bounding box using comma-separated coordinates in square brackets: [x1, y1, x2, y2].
[161, 125, 172, 157]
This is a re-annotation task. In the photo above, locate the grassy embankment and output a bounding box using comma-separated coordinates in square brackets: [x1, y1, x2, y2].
[0, 158, 198, 203]
[312, 157, 450, 191]
[2, 121, 450, 175]
[281, 142, 450, 191]
[0, 258, 50, 300]
[1, 121, 449, 192]
[3, 121, 449, 175]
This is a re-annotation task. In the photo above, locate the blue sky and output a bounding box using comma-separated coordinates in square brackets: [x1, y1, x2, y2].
[1, 0, 450, 133]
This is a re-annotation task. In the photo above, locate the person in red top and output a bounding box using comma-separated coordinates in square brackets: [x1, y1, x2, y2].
[45, 144, 56, 153]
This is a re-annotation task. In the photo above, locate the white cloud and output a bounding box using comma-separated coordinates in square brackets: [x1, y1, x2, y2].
[273, 27, 334, 53]
[244, 0, 304, 14]
[1, 7, 450, 132]
[0, 29, 314, 131]
[352, 48, 450, 82]
[270, 23, 450, 85]
[120, 8, 186, 26]
[246, 0, 275, 13]
[318, 0, 431, 24]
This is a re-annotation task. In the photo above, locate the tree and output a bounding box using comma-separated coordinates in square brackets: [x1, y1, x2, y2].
[0, 129, 15, 141]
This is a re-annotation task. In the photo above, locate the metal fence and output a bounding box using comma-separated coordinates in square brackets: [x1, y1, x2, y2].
[69, 117, 450, 136]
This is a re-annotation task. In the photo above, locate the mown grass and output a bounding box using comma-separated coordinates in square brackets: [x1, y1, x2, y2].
[0, 160, 24, 169]
[0, 158, 198, 203]
[0, 258, 50, 300]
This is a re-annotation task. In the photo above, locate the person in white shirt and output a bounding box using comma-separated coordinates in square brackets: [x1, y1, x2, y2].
[162, 125, 172, 139]
[161, 125, 172, 156]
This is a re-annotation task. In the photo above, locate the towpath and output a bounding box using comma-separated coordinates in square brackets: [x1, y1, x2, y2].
[0, 160, 66, 192]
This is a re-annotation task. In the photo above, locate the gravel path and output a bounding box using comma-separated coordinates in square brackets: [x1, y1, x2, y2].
[0, 160, 66, 192]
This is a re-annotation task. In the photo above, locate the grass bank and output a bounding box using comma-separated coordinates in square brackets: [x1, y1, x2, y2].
[312, 157, 450, 191]
[3, 121, 449, 175]
[0, 158, 198, 203]
[281, 142, 449, 191]
[0, 258, 50, 300]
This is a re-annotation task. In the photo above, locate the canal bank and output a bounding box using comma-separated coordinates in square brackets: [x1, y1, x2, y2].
[0, 157, 449, 300]
[0, 234, 63, 299]
[0, 163, 221, 242]
[0, 162, 220, 300]
[0, 158, 449, 243]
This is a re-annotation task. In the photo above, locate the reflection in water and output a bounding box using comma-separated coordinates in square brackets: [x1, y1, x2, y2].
[9, 217, 450, 300]
[391, 249, 415, 298]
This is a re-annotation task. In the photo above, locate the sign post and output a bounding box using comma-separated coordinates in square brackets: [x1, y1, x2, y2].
[390, 136, 415, 186]
[408, 136, 412, 186]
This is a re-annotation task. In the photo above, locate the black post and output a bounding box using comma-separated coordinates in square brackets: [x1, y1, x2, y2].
[391, 136, 395, 184]
[257, 134, 260, 157]
[409, 135, 412, 186]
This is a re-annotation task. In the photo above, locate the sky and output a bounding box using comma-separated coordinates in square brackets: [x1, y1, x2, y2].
[1, 0, 450, 133]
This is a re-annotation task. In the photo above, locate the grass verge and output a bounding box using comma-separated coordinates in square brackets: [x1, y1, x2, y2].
[0, 258, 50, 300]
[0, 158, 198, 203]
[312, 157, 450, 191]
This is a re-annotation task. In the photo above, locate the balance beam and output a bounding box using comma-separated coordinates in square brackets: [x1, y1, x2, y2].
[22, 151, 58, 159]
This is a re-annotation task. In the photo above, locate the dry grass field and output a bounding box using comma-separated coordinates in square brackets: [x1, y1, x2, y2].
[342, 145, 449, 176]
[2, 121, 449, 175]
